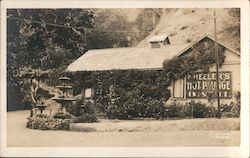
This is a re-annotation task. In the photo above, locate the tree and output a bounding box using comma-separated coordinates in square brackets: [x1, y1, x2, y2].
[7, 9, 95, 110]
[135, 9, 163, 38]
[85, 9, 136, 49]
[7, 9, 164, 110]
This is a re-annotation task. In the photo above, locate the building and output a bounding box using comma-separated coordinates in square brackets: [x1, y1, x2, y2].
[67, 35, 240, 105]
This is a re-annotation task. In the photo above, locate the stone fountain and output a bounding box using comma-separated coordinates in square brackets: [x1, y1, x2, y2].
[52, 76, 76, 112]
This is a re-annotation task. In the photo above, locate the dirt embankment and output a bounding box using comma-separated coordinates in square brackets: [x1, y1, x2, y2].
[138, 9, 240, 50]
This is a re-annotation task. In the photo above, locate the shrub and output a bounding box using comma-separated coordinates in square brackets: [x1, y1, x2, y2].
[186, 38, 192, 43]
[57, 119, 71, 130]
[53, 112, 72, 119]
[192, 101, 208, 118]
[67, 97, 96, 117]
[26, 116, 71, 130]
[165, 101, 193, 118]
[67, 97, 82, 116]
[35, 113, 48, 118]
[221, 103, 240, 117]
[180, 25, 188, 30]
[165, 102, 181, 118]
[69, 70, 239, 119]
[106, 96, 167, 120]
[70, 70, 171, 119]
[165, 100, 217, 118]
[73, 114, 98, 123]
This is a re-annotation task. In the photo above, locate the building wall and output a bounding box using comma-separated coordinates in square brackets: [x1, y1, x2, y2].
[170, 49, 240, 105]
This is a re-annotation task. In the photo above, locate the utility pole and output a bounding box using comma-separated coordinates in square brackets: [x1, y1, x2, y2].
[152, 11, 156, 30]
[213, 10, 221, 119]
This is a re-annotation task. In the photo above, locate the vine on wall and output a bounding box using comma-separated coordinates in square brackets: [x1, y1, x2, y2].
[68, 38, 226, 119]
[163, 38, 226, 80]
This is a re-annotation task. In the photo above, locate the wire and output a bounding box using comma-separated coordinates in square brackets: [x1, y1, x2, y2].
[8, 16, 86, 29]
[7, 16, 164, 33]
[7, 15, 190, 44]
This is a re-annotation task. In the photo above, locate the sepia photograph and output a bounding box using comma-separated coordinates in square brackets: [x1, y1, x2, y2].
[0, 0, 249, 157]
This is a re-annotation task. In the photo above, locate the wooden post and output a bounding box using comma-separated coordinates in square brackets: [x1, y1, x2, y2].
[214, 10, 221, 119]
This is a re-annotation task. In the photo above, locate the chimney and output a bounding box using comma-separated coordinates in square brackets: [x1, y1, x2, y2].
[148, 34, 170, 48]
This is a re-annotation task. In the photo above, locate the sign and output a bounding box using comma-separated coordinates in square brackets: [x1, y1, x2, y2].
[186, 71, 232, 99]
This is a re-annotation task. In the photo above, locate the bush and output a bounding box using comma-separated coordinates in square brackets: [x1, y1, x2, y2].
[180, 25, 188, 30]
[186, 38, 192, 43]
[35, 113, 48, 118]
[26, 116, 71, 130]
[165, 100, 217, 118]
[165, 100, 193, 118]
[106, 96, 167, 120]
[67, 97, 96, 117]
[57, 119, 71, 130]
[221, 103, 240, 117]
[73, 114, 98, 123]
[165, 102, 181, 118]
[192, 101, 208, 118]
[53, 112, 72, 119]
[70, 70, 171, 119]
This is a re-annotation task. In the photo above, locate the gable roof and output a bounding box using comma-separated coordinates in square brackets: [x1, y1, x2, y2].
[176, 35, 240, 57]
[67, 35, 240, 72]
[148, 34, 169, 43]
[67, 44, 190, 72]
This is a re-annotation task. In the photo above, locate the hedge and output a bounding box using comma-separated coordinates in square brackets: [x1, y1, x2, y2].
[68, 70, 171, 119]
[26, 116, 72, 130]
[67, 68, 241, 119]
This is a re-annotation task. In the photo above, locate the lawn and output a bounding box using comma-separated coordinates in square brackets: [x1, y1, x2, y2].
[7, 110, 240, 147]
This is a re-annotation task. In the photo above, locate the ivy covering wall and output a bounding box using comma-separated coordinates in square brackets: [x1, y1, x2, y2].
[68, 37, 227, 119]
[70, 70, 171, 119]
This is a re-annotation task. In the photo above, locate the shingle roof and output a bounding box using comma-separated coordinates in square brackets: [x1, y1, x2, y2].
[148, 34, 169, 43]
[67, 44, 191, 72]
[67, 35, 240, 72]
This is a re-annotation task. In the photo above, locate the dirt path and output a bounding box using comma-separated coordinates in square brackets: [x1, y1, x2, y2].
[7, 111, 240, 147]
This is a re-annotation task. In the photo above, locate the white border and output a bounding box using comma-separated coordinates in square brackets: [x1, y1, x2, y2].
[1, 0, 249, 157]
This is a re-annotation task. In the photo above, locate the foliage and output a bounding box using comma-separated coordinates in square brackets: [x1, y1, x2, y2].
[7, 9, 162, 110]
[107, 97, 166, 119]
[35, 113, 47, 118]
[68, 70, 171, 119]
[8, 9, 94, 68]
[223, 9, 240, 48]
[135, 9, 162, 38]
[53, 112, 72, 119]
[164, 100, 210, 118]
[67, 97, 98, 123]
[191, 101, 209, 118]
[221, 103, 240, 117]
[85, 9, 163, 49]
[73, 114, 98, 123]
[7, 9, 94, 110]
[26, 116, 71, 130]
[67, 97, 96, 117]
[163, 37, 226, 80]
[165, 101, 184, 118]
[165, 100, 239, 119]
[17, 68, 54, 109]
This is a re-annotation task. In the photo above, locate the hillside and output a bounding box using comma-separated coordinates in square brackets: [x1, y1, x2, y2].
[138, 8, 240, 50]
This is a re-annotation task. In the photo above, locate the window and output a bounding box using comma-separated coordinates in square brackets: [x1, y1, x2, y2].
[84, 88, 92, 98]
[151, 42, 161, 48]
[173, 79, 184, 98]
[81, 87, 93, 98]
